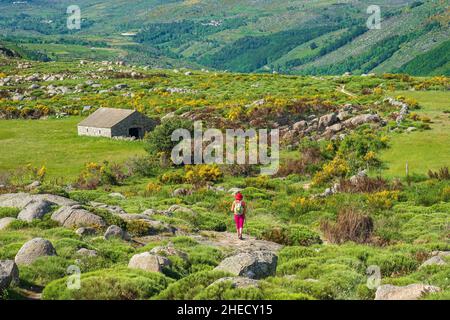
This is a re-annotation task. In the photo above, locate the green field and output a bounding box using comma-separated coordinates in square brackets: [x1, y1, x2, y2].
[0, 117, 145, 180]
[380, 91, 450, 178]
[21, 43, 122, 61]
[1, 92, 448, 181]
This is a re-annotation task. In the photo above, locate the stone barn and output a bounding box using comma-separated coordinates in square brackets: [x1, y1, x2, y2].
[78, 107, 156, 139]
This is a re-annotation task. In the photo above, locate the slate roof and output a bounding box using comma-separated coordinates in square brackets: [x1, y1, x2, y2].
[78, 108, 136, 128]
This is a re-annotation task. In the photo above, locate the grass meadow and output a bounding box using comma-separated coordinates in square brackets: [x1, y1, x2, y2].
[0, 117, 145, 179]
[379, 91, 450, 178]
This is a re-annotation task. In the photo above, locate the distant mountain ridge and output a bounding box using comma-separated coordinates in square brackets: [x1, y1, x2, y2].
[0, 0, 448, 75]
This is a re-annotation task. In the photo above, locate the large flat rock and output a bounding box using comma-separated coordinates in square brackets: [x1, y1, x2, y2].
[0, 193, 77, 209]
[375, 284, 441, 300]
[15, 238, 57, 266]
[51, 205, 106, 228]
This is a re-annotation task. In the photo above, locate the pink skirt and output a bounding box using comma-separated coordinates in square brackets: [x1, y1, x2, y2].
[234, 215, 245, 229]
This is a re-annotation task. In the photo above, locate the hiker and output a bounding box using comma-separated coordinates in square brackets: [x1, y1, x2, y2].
[231, 192, 246, 240]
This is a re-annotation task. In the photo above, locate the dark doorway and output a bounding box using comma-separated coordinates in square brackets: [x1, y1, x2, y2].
[128, 127, 142, 139]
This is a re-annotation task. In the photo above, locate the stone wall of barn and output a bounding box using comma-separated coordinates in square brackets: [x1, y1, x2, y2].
[78, 126, 112, 137]
[110, 112, 156, 138]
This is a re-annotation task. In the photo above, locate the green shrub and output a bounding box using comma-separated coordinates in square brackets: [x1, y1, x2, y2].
[154, 270, 230, 300]
[255, 224, 322, 246]
[90, 207, 127, 230]
[42, 267, 173, 300]
[195, 280, 264, 300]
[0, 207, 20, 219]
[367, 253, 419, 277]
[145, 118, 193, 158]
[126, 155, 161, 177]
[244, 175, 278, 190]
[278, 246, 318, 264]
[6, 220, 29, 230]
[53, 238, 91, 259]
[196, 213, 227, 231]
[68, 190, 104, 204]
[187, 246, 224, 270]
[242, 187, 272, 200]
[92, 238, 136, 265]
[277, 258, 316, 276]
[0, 242, 23, 260]
[20, 256, 72, 287]
[29, 213, 60, 229]
[287, 225, 323, 246]
[125, 220, 162, 236]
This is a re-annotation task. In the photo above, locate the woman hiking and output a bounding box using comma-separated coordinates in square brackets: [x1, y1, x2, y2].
[231, 192, 246, 240]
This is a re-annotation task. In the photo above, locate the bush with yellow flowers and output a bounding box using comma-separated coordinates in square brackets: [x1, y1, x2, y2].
[363, 151, 379, 166]
[367, 190, 399, 210]
[25, 164, 47, 182]
[289, 197, 321, 215]
[158, 171, 184, 184]
[184, 164, 223, 188]
[144, 182, 162, 196]
[441, 187, 450, 202]
[373, 87, 383, 95]
[245, 175, 277, 190]
[227, 106, 244, 121]
[312, 157, 349, 186]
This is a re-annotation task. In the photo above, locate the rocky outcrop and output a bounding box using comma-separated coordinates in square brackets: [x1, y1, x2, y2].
[109, 192, 125, 199]
[375, 284, 441, 300]
[17, 199, 53, 222]
[385, 98, 409, 125]
[51, 205, 106, 228]
[0, 260, 19, 292]
[172, 188, 192, 197]
[119, 214, 176, 235]
[214, 250, 278, 279]
[76, 248, 98, 257]
[349, 169, 368, 184]
[318, 113, 338, 130]
[207, 185, 225, 193]
[26, 181, 41, 190]
[0, 193, 77, 209]
[140, 208, 173, 217]
[292, 120, 308, 131]
[128, 252, 171, 273]
[343, 114, 380, 127]
[104, 225, 130, 240]
[150, 245, 188, 260]
[431, 251, 450, 258]
[15, 238, 57, 265]
[167, 205, 195, 215]
[0, 217, 16, 230]
[325, 123, 343, 134]
[89, 202, 126, 215]
[75, 227, 97, 236]
[420, 252, 448, 269]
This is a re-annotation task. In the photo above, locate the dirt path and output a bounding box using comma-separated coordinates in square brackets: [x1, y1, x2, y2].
[190, 231, 283, 254]
[134, 231, 283, 254]
[337, 85, 357, 98]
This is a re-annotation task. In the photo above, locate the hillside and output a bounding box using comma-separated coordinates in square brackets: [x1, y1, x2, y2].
[0, 55, 449, 301]
[0, 0, 448, 75]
